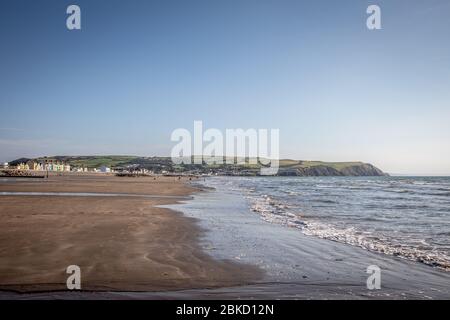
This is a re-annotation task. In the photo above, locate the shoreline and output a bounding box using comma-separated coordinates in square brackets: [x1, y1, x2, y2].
[161, 177, 450, 299]
[1, 175, 449, 299]
[0, 174, 262, 295]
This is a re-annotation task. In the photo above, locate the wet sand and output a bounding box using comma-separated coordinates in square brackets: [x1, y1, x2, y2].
[0, 174, 260, 293]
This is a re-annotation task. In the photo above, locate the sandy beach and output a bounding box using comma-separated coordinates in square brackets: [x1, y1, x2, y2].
[0, 174, 260, 293]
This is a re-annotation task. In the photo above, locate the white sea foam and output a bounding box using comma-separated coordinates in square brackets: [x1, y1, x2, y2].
[245, 187, 450, 271]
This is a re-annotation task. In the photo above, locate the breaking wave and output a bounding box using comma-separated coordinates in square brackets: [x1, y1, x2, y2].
[232, 176, 450, 271]
[248, 192, 450, 270]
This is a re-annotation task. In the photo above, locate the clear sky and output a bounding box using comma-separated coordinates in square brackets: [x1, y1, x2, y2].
[1, 0, 449, 175]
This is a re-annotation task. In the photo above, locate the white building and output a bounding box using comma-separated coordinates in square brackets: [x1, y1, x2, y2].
[99, 166, 111, 173]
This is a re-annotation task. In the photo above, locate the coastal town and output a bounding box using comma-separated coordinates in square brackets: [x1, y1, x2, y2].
[0, 156, 387, 178]
[1, 160, 112, 174]
[0, 158, 215, 177]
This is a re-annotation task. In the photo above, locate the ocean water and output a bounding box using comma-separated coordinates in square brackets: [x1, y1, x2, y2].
[201, 176, 450, 270]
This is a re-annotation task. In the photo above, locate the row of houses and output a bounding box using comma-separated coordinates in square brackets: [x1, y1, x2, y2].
[73, 166, 111, 173]
[11, 160, 113, 173]
[15, 161, 71, 172]
[0, 159, 168, 175]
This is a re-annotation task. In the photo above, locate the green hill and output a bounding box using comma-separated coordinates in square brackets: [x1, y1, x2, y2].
[10, 156, 387, 176]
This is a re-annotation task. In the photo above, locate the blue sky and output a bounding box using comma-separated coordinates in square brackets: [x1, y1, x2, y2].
[1, 0, 449, 174]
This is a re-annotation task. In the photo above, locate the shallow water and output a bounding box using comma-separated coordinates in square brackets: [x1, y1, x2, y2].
[162, 176, 450, 299]
[201, 176, 450, 270]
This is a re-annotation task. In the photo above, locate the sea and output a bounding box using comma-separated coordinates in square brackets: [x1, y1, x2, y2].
[196, 176, 450, 271]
